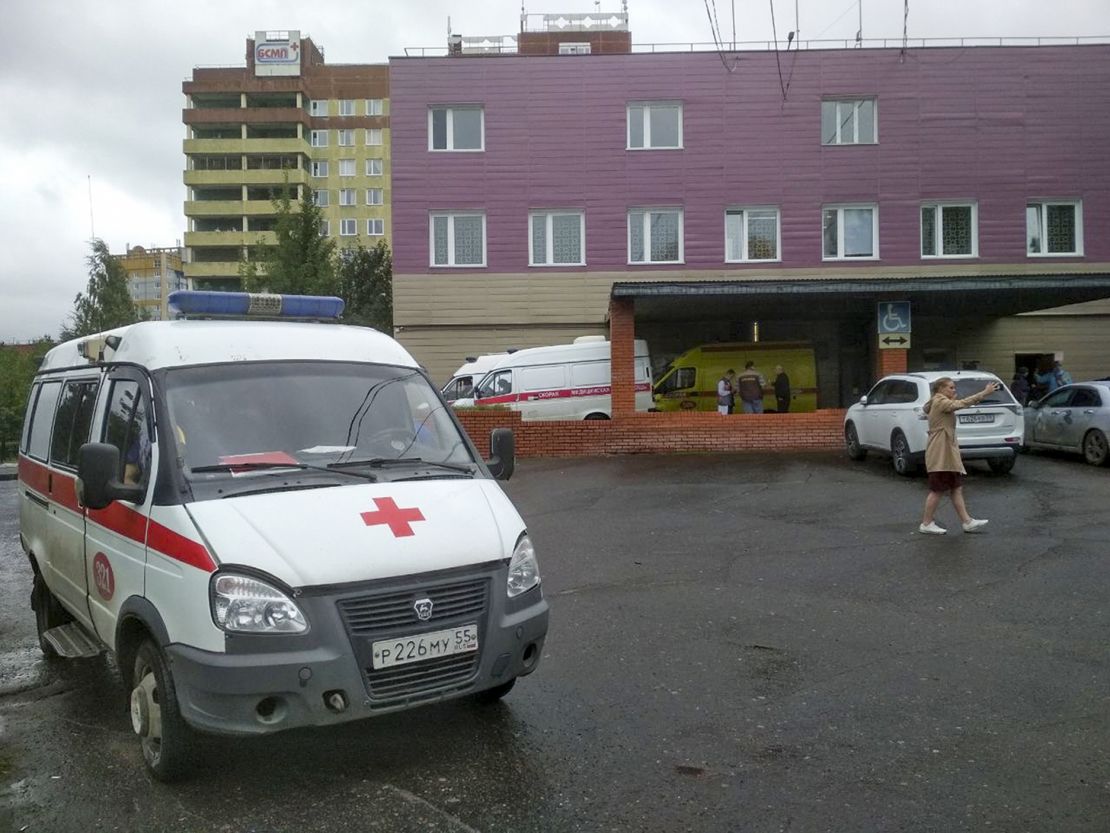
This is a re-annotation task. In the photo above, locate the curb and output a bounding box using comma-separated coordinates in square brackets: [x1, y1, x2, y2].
[0, 466, 17, 482]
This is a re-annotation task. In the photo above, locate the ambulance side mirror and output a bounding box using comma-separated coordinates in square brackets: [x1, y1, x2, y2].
[485, 428, 515, 481]
[77, 443, 145, 510]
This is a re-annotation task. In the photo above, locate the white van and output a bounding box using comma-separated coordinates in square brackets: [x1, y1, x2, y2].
[18, 291, 548, 781]
[471, 336, 652, 420]
[441, 352, 509, 407]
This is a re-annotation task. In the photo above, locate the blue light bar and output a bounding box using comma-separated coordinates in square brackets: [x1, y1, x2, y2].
[168, 291, 344, 320]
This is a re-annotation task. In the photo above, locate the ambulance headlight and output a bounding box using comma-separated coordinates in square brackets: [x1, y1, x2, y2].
[211, 573, 308, 634]
[507, 535, 541, 598]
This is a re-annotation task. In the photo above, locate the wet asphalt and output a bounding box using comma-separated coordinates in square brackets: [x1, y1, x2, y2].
[1, 449, 1108, 833]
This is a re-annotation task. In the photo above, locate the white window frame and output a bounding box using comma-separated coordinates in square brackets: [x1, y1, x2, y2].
[366, 158, 383, 176]
[309, 100, 328, 117]
[338, 99, 355, 116]
[337, 128, 354, 147]
[366, 128, 383, 146]
[528, 210, 586, 267]
[626, 102, 684, 150]
[822, 204, 879, 261]
[821, 98, 878, 145]
[310, 130, 328, 147]
[1026, 200, 1083, 257]
[339, 218, 358, 237]
[429, 212, 487, 267]
[428, 106, 485, 152]
[367, 218, 385, 236]
[559, 42, 591, 55]
[920, 202, 978, 259]
[338, 159, 356, 177]
[366, 188, 384, 206]
[339, 188, 356, 206]
[724, 207, 781, 263]
[313, 189, 330, 207]
[366, 98, 384, 116]
[311, 160, 329, 177]
[627, 208, 684, 265]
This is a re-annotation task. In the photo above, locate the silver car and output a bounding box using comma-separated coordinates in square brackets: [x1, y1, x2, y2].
[1023, 381, 1110, 466]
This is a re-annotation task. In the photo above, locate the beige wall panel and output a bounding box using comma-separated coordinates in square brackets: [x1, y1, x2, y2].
[953, 315, 1110, 382]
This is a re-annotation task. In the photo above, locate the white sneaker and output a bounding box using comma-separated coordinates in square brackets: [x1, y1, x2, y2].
[918, 522, 947, 535]
[962, 518, 989, 533]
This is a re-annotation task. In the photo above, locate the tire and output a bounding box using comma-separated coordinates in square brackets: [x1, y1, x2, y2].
[583, 413, 610, 421]
[844, 423, 867, 461]
[472, 678, 516, 704]
[31, 573, 73, 657]
[1083, 429, 1109, 466]
[131, 640, 194, 782]
[890, 431, 918, 476]
[988, 456, 1016, 474]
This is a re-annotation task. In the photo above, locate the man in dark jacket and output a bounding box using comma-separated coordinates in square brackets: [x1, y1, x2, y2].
[773, 365, 791, 413]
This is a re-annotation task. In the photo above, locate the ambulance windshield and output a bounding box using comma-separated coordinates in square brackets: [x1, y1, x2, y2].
[163, 362, 474, 479]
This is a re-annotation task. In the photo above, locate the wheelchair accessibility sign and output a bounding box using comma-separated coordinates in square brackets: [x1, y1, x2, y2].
[877, 302, 911, 335]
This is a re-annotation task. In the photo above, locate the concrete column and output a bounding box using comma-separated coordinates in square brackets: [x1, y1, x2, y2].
[609, 297, 636, 417]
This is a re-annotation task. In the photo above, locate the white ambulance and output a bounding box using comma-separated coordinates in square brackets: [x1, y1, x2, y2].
[17, 291, 548, 781]
[440, 352, 509, 407]
[470, 336, 653, 420]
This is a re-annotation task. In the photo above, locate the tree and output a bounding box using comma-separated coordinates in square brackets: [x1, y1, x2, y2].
[336, 241, 393, 332]
[244, 186, 338, 296]
[0, 339, 52, 461]
[61, 238, 144, 340]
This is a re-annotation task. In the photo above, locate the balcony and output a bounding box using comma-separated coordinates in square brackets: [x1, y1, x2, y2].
[184, 138, 305, 155]
[184, 168, 308, 187]
[184, 261, 242, 279]
[185, 199, 245, 216]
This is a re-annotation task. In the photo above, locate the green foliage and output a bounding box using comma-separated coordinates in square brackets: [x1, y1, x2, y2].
[61, 238, 144, 340]
[0, 339, 52, 461]
[245, 186, 338, 295]
[337, 241, 393, 332]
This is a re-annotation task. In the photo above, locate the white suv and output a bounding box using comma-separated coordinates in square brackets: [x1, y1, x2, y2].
[844, 370, 1024, 475]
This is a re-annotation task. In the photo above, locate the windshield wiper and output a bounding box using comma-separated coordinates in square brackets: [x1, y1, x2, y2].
[190, 461, 377, 482]
[328, 457, 474, 475]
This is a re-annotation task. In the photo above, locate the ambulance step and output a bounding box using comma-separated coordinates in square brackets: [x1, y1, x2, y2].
[43, 623, 104, 658]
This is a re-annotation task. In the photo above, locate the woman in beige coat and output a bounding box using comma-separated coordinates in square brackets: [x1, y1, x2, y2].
[919, 376, 1000, 535]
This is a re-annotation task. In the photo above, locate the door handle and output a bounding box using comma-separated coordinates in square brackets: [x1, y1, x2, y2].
[1083, 409, 1095, 415]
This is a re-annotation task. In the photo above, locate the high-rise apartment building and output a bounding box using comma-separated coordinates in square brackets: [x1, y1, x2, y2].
[116, 245, 187, 321]
[182, 31, 389, 290]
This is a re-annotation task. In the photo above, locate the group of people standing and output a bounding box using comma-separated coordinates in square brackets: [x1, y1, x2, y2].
[1009, 359, 1072, 405]
[717, 364, 792, 414]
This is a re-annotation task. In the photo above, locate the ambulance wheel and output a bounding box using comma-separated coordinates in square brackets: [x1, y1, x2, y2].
[583, 413, 610, 421]
[131, 640, 193, 782]
[31, 573, 72, 658]
[473, 678, 516, 704]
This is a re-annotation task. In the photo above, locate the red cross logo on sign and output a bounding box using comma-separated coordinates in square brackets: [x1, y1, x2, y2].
[360, 497, 426, 538]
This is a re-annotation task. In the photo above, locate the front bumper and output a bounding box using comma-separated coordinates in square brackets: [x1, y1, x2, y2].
[166, 560, 548, 736]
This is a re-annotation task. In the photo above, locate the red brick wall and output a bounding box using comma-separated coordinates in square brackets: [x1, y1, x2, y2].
[457, 409, 846, 457]
[609, 298, 635, 416]
[877, 348, 908, 377]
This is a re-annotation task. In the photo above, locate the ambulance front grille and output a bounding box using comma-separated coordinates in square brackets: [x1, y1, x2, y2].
[337, 578, 488, 634]
[364, 653, 480, 705]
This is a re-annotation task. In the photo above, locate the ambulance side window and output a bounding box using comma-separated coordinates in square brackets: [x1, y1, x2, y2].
[102, 380, 151, 487]
[49, 380, 101, 470]
[27, 381, 62, 462]
[20, 383, 41, 453]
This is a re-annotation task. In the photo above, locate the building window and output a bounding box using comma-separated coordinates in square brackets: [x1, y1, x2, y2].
[366, 188, 384, 205]
[1027, 201, 1082, 256]
[310, 130, 328, 147]
[340, 218, 357, 236]
[366, 98, 384, 116]
[313, 189, 330, 207]
[821, 98, 877, 145]
[319, 220, 330, 237]
[311, 160, 329, 177]
[921, 203, 977, 258]
[429, 106, 484, 151]
[338, 159, 356, 177]
[338, 99, 355, 116]
[309, 100, 328, 117]
[627, 102, 683, 150]
[628, 208, 683, 264]
[339, 188, 356, 206]
[529, 211, 585, 266]
[430, 213, 486, 266]
[559, 42, 591, 54]
[337, 129, 354, 147]
[366, 128, 383, 146]
[725, 207, 780, 262]
[822, 205, 878, 259]
[366, 158, 383, 176]
[368, 218, 385, 236]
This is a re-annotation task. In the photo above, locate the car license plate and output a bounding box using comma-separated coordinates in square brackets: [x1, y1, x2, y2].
[372, 624, 478, 669]
[959, 413, 995, 424]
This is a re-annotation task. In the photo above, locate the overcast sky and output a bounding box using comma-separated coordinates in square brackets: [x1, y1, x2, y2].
[1, 0, 1107, 342]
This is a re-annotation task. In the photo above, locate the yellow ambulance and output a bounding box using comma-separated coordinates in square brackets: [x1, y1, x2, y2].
[652, 341, 818, 413]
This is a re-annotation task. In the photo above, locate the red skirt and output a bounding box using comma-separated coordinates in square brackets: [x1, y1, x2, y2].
[928, 471, 965, 492]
